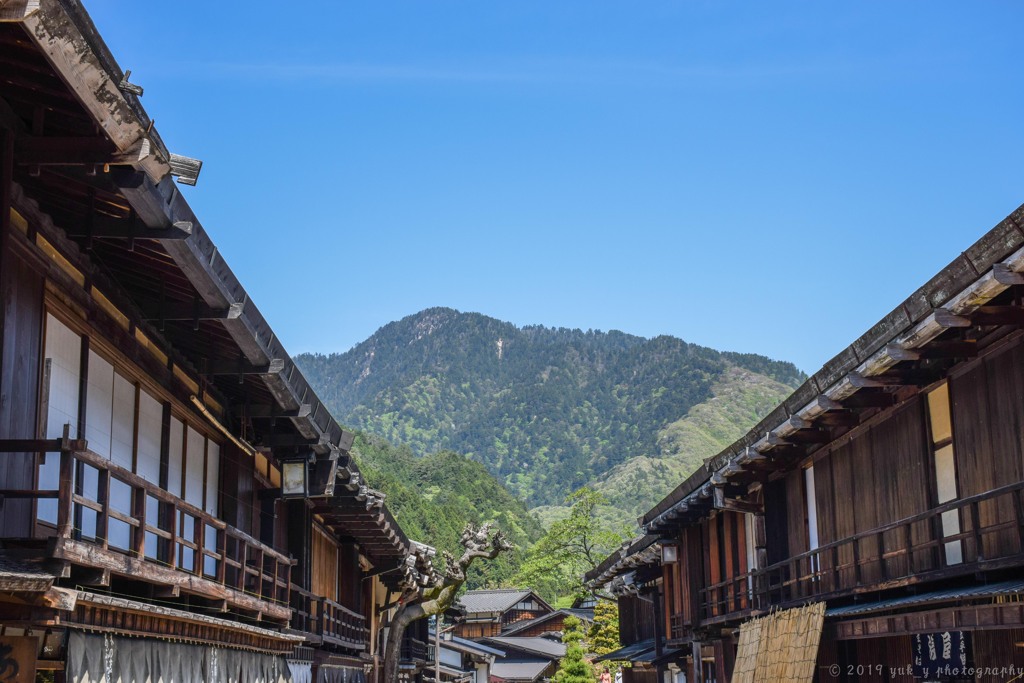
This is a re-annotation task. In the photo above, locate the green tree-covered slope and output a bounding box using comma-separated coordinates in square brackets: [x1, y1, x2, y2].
[351, 432, 544, 589]
[297, 307, 804, 509]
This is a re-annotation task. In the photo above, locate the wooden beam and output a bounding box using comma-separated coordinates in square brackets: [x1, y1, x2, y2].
[841, 390, 896, 409]
[262, 433, 320, 448]
[969, 305, 1024, 326]
[203, 358, 285, 376]
[14, 136, 116, 165]
[231, 403, 313, 419]
[139, 299, 243, 322]
[816, 411, 861, 428]
[784, 428, 832, 444]
[62, 215, 193, 241]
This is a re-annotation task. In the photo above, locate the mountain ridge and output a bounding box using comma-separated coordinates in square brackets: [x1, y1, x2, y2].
[296, 307, 804, 509]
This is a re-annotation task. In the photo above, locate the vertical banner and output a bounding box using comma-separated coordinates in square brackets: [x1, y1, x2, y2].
[0, 636, 37, 683]
[913, 631, 971, 679]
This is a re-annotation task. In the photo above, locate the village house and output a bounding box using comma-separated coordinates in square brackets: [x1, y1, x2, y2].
[453, 589, 554, 640]
[0, 2, 436, 683]
[588, 201, 1024, 683]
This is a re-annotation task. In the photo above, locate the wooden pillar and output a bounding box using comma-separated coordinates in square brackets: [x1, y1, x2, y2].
[650, 584, 666, 683]
[0, 126, 13, 371]
[691, 640, 703, 683]
[753, 512, 767, 610]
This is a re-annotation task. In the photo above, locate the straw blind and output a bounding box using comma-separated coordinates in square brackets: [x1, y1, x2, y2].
[731, 602, 826, 683]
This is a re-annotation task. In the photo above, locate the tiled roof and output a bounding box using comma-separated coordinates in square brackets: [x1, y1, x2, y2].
[826, 579, 1024, 618]
[490, 661, 552, 682]
[481, 637, 566, 660]
[458, 589, 535, 614]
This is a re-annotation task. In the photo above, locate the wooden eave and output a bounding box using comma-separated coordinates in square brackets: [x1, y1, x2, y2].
[642, 201, 1024, 534]
[0, 0, 425, 574]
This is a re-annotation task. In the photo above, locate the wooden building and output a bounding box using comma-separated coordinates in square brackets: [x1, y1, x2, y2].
[589, 201, 1024, 683]
[589, 537, 665, 683]
[454, 590, 553, 640]
[0, 3, 435, 683]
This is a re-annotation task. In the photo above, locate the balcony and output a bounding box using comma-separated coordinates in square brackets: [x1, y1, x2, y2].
[0, 436, 292, 621]
[290, 584, 369, 650]
[699, 480, 1024, 624]
[400, 636, 428, 665]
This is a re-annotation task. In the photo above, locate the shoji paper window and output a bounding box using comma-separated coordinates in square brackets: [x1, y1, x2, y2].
[40, 314, 82, 523]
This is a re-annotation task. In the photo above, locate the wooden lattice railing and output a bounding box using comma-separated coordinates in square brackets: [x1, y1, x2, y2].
[0, 435, 292, 615]
[699, 479, 1024, 623]
[290, 583, 369, 649]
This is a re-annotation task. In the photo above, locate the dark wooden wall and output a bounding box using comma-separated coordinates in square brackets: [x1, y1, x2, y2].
[0, 241, 43, 537]
[812, 399, 932, 587]
[951, 339, 1024, 558]
[618, 594, 656, 645]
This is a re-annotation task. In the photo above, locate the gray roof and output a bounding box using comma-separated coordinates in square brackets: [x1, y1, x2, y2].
[826, 579, 1024, 618]
[482, 637, 566, 660]
[500, 609, 594, 636]
[458, 589, 546, 615]
[593, 639, 655, 663]
[490, 661, 553, 682]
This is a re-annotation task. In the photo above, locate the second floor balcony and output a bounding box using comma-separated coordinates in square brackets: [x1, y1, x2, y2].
[0, 434, 293, 622]
[698, 479, 1024, 625]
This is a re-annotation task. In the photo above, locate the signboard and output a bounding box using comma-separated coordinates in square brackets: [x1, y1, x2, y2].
[0, 636, 37, 683]
[913, 631, 971, 680]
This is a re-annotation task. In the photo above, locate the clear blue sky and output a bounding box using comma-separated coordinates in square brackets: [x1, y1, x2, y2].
[85, 2, 1024, 373]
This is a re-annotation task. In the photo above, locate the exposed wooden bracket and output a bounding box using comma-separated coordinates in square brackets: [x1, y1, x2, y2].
[934, 309, 972, 328]
[815, 395, 843, 412]
[992, 263, 1024, 285]
[713, 487, 763, 514]
[787, 415, 812, 430]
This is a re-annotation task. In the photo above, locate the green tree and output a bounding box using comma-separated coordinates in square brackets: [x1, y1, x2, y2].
[588, 600, 621, 657]
[554, 616, 595, 683]
[514, 487, 626, 602]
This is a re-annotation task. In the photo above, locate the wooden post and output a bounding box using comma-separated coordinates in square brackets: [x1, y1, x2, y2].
[852, 539, 862, 586]
[168, 503, 179, 570]
[875, 530, 887, 581]
[97, 469, 110, 548]
[0, 126, 12, 367]
[970, 501, 984, 561]
[132, 484, 146, 557]
[904, 522, 915, 576]
[1014, 489, 1024, 555]
[691, 640, 704, 683]
[56, 426, 75, 539]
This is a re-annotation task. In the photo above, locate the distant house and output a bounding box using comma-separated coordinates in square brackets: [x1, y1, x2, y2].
[428, 629, 505, 683]
[498, 609, 595, 638]
[456, 589, 554, 639]
[480, 637, 566, 683]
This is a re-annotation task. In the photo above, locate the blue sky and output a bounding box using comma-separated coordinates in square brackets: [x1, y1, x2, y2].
[85, 2, 1024, 373]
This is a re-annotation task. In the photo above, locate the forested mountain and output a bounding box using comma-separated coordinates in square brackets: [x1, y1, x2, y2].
[351, 432, 544, 589]
[297, 308, 804, 510]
